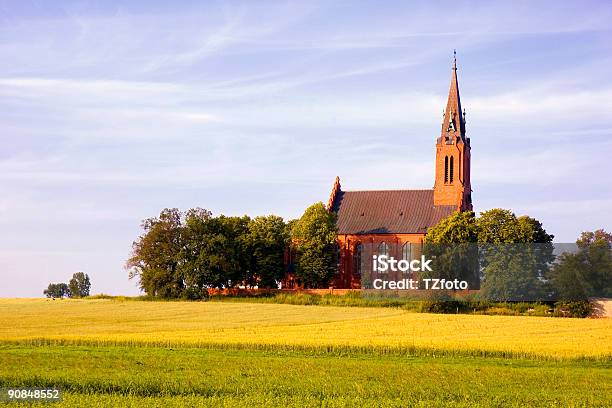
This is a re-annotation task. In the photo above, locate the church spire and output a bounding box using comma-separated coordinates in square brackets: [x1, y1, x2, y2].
[441, 50, 465, 140]
[434, 51, 472, 211]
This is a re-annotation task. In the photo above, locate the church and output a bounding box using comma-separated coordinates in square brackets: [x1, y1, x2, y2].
[327, 55, 473, 289]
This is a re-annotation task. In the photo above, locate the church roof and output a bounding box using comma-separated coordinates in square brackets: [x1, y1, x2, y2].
[330, 189, 456, 235]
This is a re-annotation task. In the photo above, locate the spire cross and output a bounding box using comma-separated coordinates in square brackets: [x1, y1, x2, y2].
[453, 49, 457, 70]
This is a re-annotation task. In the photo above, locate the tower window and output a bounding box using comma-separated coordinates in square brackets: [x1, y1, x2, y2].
[450, 156, 454, 183]
[444, 156, 449, 183]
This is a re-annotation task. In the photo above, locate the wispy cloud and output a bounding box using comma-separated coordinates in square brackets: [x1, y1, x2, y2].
[1, 0, 611, 296]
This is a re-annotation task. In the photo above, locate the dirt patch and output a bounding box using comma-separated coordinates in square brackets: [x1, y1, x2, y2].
[590, 298, 612, 318]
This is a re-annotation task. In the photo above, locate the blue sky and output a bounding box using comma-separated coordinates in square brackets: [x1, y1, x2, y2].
[1, 0, 611, 296]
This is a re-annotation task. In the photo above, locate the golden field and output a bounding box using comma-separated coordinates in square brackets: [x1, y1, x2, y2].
[0, 298, 610, 359]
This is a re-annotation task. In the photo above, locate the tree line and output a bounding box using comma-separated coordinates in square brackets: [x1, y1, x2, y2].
[127, 202, 610, 302]
[44, 272, 91, 298]
[425, 209, 611, 302]
[126, 203, 337, 299]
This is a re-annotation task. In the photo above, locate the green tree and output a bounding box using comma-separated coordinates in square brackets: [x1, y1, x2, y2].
[424, 211, 479, 288]
[244, 215, 287, 288]
[216, 215, 251, 288]
[180, 208, 215, 298]
[477, 209, 518, 243]
[477, 209, 554, 301]
[180, 211, 251, 293]
[550, 229, 612, 299]
[127, 208, 184, 298]
[576, 230, 612, 297]
[425, 211, 478, 244]
[43, 283, 70, 298]
[549, 252, 589, 301]
[477, 209, 554, 244]
[424, 209, 554, 299]
[291, 202, 338, 288]
[68, 272, 91, 298]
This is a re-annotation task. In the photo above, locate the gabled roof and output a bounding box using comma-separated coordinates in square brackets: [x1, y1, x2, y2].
[331, 189, 456, 235]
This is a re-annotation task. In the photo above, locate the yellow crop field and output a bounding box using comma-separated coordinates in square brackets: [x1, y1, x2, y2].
[1, 298, 610, 359]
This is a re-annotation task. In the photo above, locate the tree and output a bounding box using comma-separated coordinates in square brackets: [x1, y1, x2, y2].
[181, 213, 251, 291]
[575, 230, 612, 298]
[425, 211, 478, 244]
[477, 209, 523, 243]
[476, 209, 553, 244]
[550, 229, 612, 299]
[424, 211, 479, 288]
[127, 208, 184, 298]
[217, 215, 251, 288]
[291, 202, 338, 288]
[424, 209, 555, 300]
[179, 208, 217, 298]
[244, 215, 287, 288]
[68, 272, 91, 298]
[43, 283, 70, 298]
[127, 207, 295, 297]
[477, 209, 554, 301]
[549, 251, 589, 301]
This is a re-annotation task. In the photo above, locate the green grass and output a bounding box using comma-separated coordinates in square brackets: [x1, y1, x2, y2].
[1, 345, 610, 407]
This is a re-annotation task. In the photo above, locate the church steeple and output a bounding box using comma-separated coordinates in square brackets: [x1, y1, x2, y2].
[434, 51, 472, 211]
[441, 50, 465, 141]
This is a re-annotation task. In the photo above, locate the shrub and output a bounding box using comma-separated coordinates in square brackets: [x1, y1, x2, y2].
[419, 292, 466, 313]
[553, 300, 593, 318]
[181, 287, 210, 301]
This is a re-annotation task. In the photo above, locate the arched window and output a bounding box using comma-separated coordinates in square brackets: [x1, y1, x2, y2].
[378, 242, 389, 258]
[444, 156, 449, 183]
[402, 243, 412, 262]
[449, 156, 454, 183]
[354, 243, 363, 275]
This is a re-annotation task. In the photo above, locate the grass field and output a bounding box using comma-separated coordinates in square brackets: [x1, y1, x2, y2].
[0, 298, 610, 406]
[1, 345, 610, 407]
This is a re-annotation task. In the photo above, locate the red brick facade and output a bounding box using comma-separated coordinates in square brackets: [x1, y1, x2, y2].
[334, 233, 426, 289]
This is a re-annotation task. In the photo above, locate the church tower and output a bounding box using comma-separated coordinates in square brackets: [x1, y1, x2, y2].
[433, 51, 472, 211]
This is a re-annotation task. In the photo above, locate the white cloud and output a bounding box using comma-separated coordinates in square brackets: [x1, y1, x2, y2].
[470, 87, 612, 122]
[473, 143, 609, 186]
